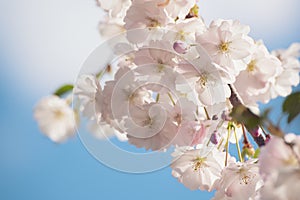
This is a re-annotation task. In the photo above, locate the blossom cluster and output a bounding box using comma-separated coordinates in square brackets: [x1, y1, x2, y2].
[33, 0, 300, 199]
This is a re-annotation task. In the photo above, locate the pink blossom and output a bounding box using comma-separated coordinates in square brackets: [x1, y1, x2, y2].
[197, 19, 253, 77]
[171, 146, 228, 191]
[213, 159, 263, 200]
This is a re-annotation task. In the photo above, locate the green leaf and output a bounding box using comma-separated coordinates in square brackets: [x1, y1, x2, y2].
[253, 148, 260, 159]
[282, 92, 300, 123]
[53, 84, 74, 97]
[230, 105, 262, 130]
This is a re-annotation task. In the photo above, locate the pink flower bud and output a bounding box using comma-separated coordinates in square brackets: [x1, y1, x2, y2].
[173, 40, 189, 54]
[210, 131, 219, 144]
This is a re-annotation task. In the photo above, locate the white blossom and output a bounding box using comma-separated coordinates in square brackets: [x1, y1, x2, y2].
[171, 146, 229, 191]
[213, 159, 263, 200]
[34, 95, 77, 143]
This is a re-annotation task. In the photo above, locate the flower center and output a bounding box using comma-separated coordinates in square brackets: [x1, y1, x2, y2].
[147, 17, 161, 28]
[238, 169, 255, 185]
[142, 116, 153, 126]
[241, 174, 251, 184]
[54, 109, 64, 119]
[174, 113, 182, 125]
[247, 60, 256, 72]
[193, 157, 207, 171]
[284, 155, 299, 167]
[198, 74, 208, 87]
[157, 64, 165, 73]
[219, 42, 230, 53]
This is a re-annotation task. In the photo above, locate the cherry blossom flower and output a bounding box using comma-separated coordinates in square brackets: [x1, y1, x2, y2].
[160, 0, 197, 20]
[164, 17, 206, 43]
[74, 74, 102, 119]
[170, 98, 206, 146]
[134, 41, 177, 72]
[173, 40, 190, 54]
[34, 95, 77, 143]
[97, 0, 131, 38]
[124, 0, 171, 43]
[103, 67, 152, 121]
[133, 41, 181, 94]
[34, 0, 300, 197]
[125, 102, 177, 151]
[176, 50, 232, 106]
[260, 168, 300, 200]
[271, 43, 300, 97]
[234, 41, 281, 105]
[97, 0, 131, 19]
[243, 43, 300, 104]
[197, 19, 253, 77]
[98, 17, 125, 38]
[259, 135, 300, 177]
[259, 134, 300, 200]
[171, 146, 229, 191]
[87, 119, 128, 142]
[213, 159, 263, 200]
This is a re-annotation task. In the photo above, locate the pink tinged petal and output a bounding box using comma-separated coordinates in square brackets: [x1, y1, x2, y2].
[229, 38, 252, 59]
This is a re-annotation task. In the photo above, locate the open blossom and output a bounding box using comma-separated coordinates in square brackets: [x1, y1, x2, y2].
[246, 43, 300, 104]
[87, 119, 128, 142]
[197, 19, 253, 77]
[176, 51, 231, 106]
[171, 146, 229, 191]
[159, 0, 197, 20]
[74, 74, 102, 119]
[97, 0, 131, 38]
[259, 134, 300, 200]
[34, 95, 77, 143]
[98, 17, 125, 38]
[133, 40, 177, 72]
[259, 134, 300, 177]
[101, 66, 152, 121]
[234, 41, 281, 105]
[271, 43, 300, 97]
[260, 168, 300, 200]
[124, 0, 171, 43]
[110, 77, 151, 120]
[125, 102, 177, 151]
[213, 159, 263, 200]
[170, 98, 206, 146]
[164, 17, 206, 43]
[124, 0, 170, 30]
[97, 0, 131, 19]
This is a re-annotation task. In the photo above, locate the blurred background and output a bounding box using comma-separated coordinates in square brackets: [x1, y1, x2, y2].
[0, 0, 299, 199]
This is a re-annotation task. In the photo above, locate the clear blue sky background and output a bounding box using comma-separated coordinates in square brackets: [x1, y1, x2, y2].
[0, 1, 299, 200]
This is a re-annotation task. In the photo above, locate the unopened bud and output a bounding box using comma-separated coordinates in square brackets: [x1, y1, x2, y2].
[252, 127, 261, 137]
[173, 40, 189, 54]
[242, 144, 255, 158]
[221, 110, 232, 121]
[212, 115, 218, 120]
[210, 131, 219, 145]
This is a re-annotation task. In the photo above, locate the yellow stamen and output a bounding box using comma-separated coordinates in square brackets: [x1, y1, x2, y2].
[219, 42, 230, 53]
[147, 17, 161, 28]
[198, 74, 208, 87]
[193, 157, 207, 171]
[247, 60, 256, 72]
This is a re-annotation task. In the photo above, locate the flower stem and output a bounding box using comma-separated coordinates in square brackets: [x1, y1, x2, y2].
[225, 127, 231, 166]
[156, 93, 160, 103]
[167, 92, 176, 106]
[234, 127, 243, 162]
[228, 84, 267, 146]
[203, 107, 210, 120]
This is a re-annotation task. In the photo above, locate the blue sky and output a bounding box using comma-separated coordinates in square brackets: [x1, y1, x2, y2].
[0, 0, 299, 199]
